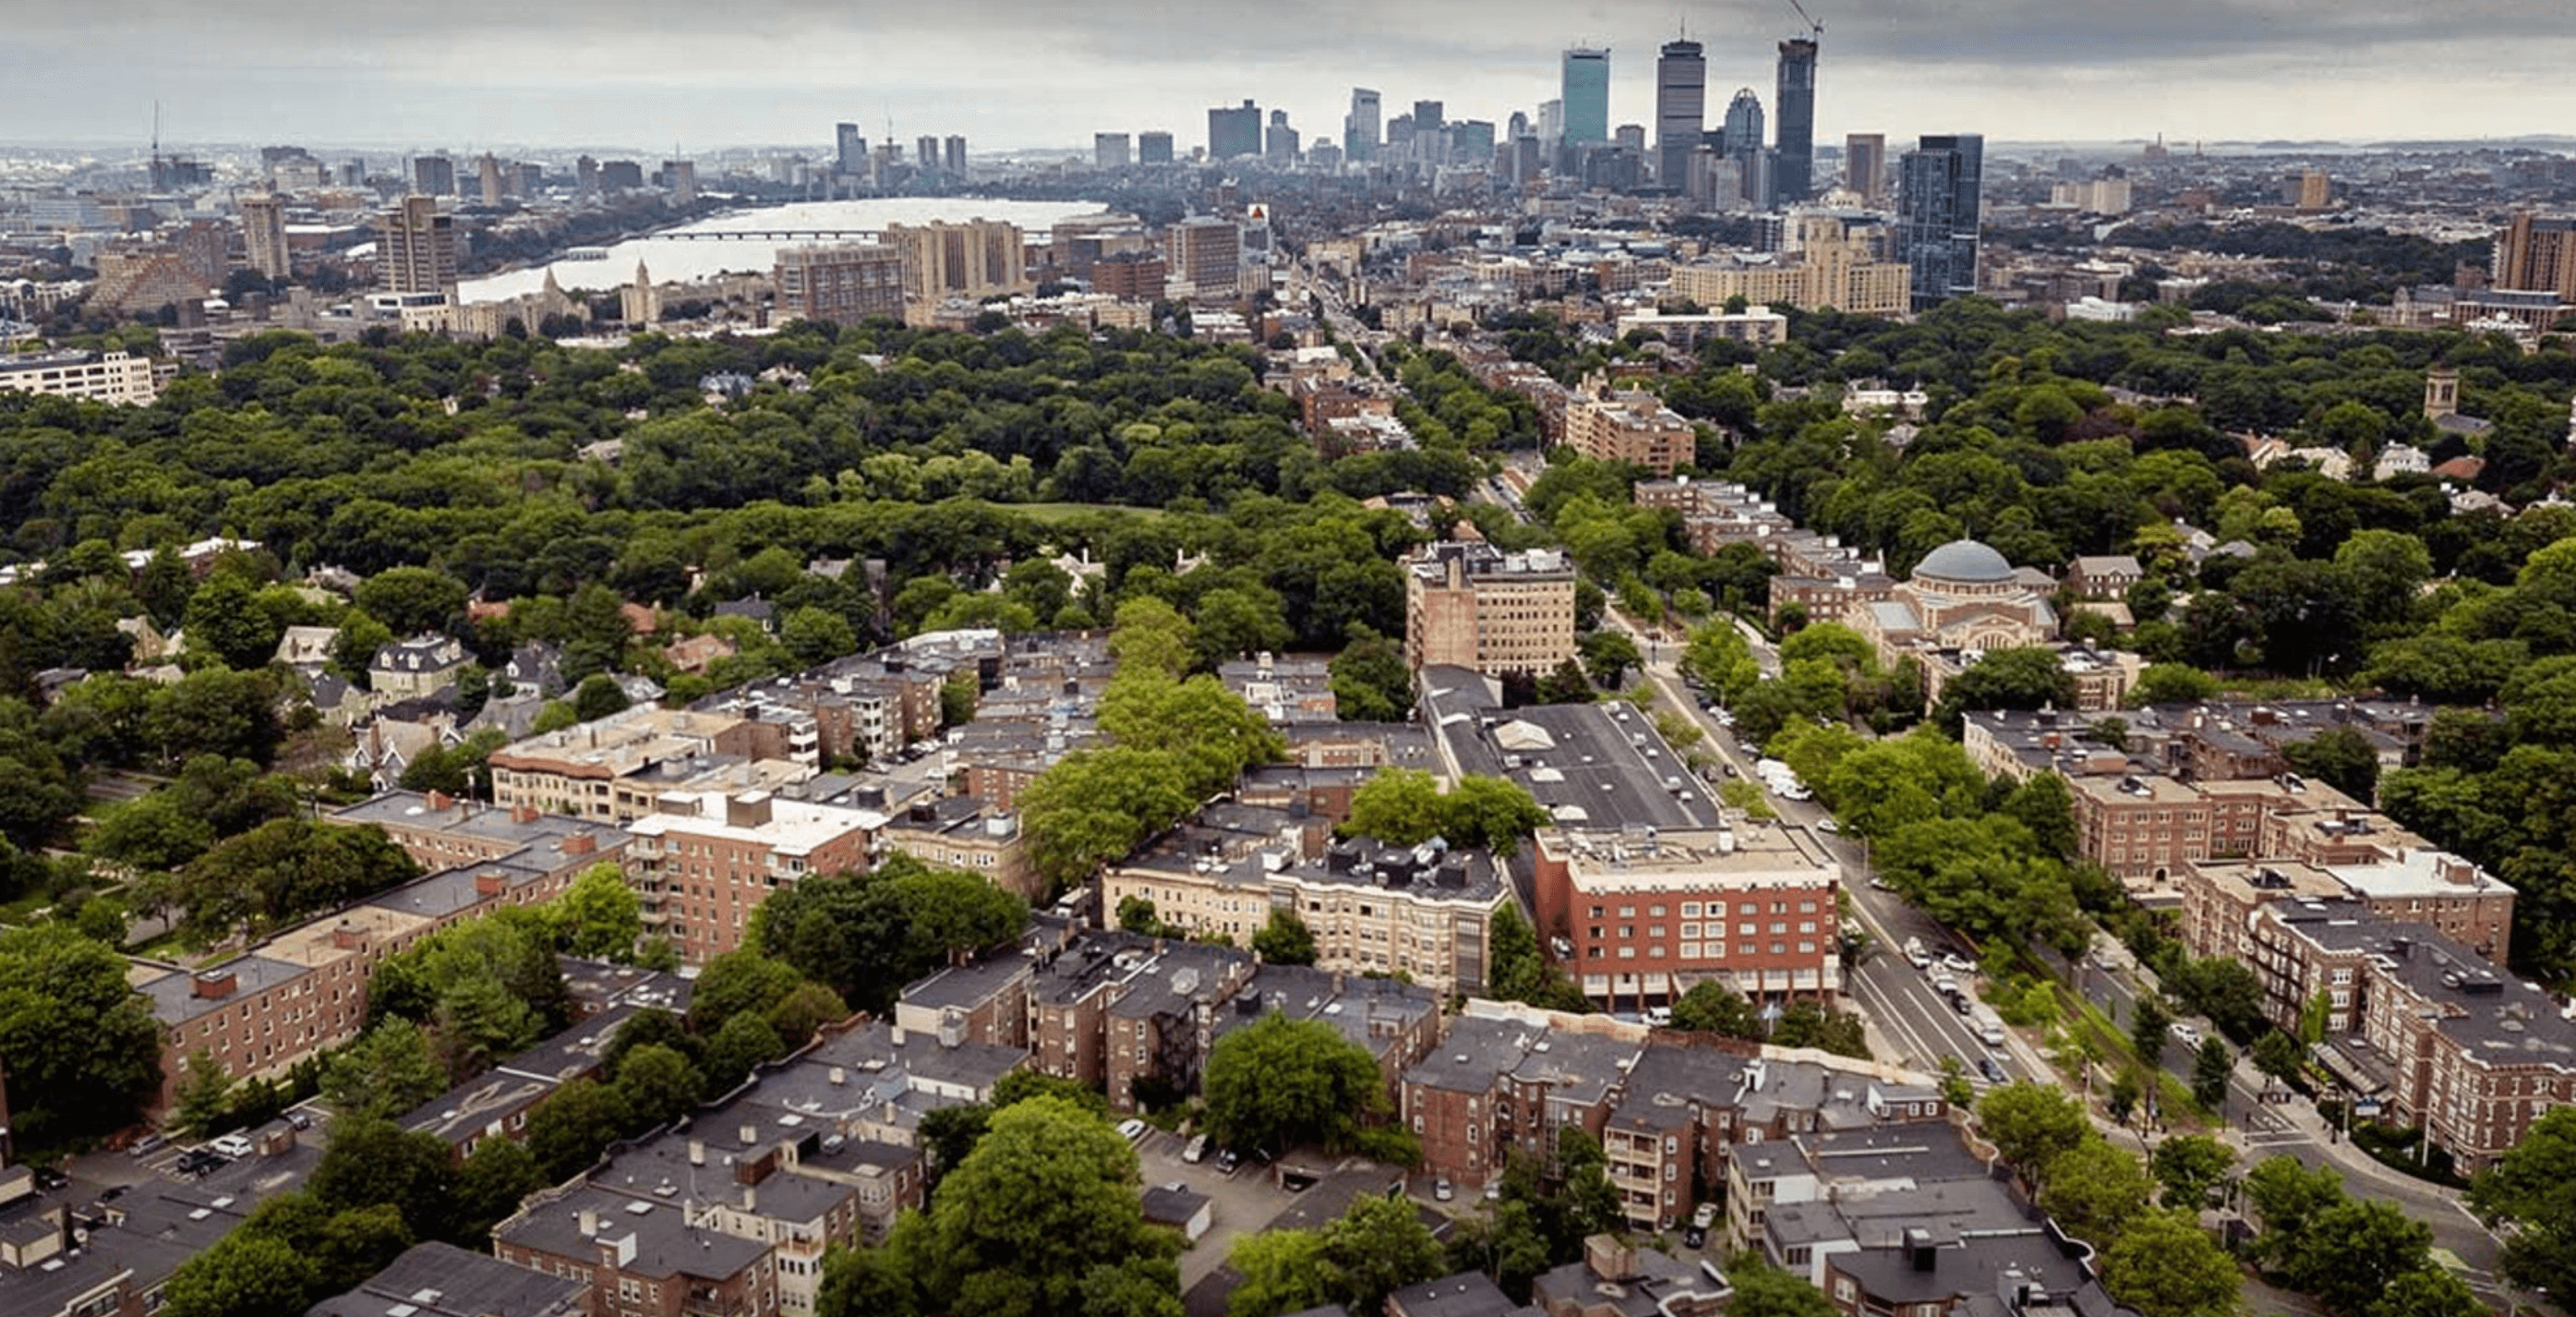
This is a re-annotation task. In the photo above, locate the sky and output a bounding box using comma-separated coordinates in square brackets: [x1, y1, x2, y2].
[8, 0, 2576, 158]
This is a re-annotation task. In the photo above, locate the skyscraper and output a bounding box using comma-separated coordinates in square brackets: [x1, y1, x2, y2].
[1562, 47, 1610, 146]
[1844, 132, 1886, 203]
[836, 123, 865, 175]
[1775, 38, 1817, 203]
[916, 136, 939, 170]
[379, 195, 456, 296]
[411, 155, 455, 197]
[1138, 131, 1174, 165]
[1095, 133, 1132, 170]
[239, 193, 288, 282]
[1209, 100, 1262, 160]
[1345, 89, 1380, 161]
[1897, 134, 1984, 310]
[945, 137, 968, 175]
[1655, 39, 1706, 188]
[1266, 111, 1300, 166]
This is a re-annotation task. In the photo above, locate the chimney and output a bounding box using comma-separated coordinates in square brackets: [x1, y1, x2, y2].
[1908, 1227, 1936, 1273]
[329, 921, 367, 951]
[427, 790, 453, 811]
[579, 1208, 599, 1238]
[563, 833, 596, 855]
[688, 1139, 704, 1166]
[512, 805, 539, 825]
[474, 871, 509, 898]
[192, 968, 238, 999]
[740, 1123, 759, 1147]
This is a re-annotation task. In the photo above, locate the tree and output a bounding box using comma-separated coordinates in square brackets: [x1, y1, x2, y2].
[2467, 1105, 2576, 1302]
[614, 1042, 706, 1130]
[2127, 663, 2220, 707]
[571, 672, 631, 721]
[688, 949, 803, 1033]
[2251, 1030, 2305, 1087]
[1329, 627, 1413, 722]
[173, 1047, 235, 1138]
[2129, 994, 2172, 1068]
[0, 924, 164, 1151]
[1107, 596, 1197, 680]
[1321, 1191, 1446, 1316]
[1670, 980, 1763, 1039]
[2150, 1134, 2235, 1211]
[320, 1020, 449, 1122]
[780, 604, 860, 668]
[1227, 1229, 1334, 1317]
[2243, 1154, 2345, 1263]
[766, 980, 851, 1044]
[1976, 1082, 2090, 1181]
[909, 1096, 1177, 1317]
[1535, 657, 1596, 703]
[355, 566, 468, 638]
[524, 1078, 632, 1181]
[452, 1137, 546, 1245]
[1251, 908, 1318, 965]
[1727, 1259, 1841, 1317]
[2192, 1037, 2233, 1111]
[2106, 1069, 2143, 1128]
[2040, 1139, 2154, 1245]
[2281, 725, 2379, 803]
[2101, 1210, 2241, 1317]
[549, 862, 643, 961]
[308, 1116, 458, 1241]
[1202, 1013, 1387, 1155]
[1344, 767, 1446, 846]
[1934, 646, 2077, 731]
[161, 1231, 324, 1317]
[2366, 1268, 2486, 1317]
[2282, 1200, 2433, 1317]
[1019, 745, 1198, 892]
[1580, 630, 1643, 688]
[703, 1010, 787, 1094]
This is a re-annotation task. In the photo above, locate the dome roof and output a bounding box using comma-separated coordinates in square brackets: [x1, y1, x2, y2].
[1912, 539, 2015, 584]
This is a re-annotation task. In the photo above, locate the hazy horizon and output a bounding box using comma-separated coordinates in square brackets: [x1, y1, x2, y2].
[10, 1, 2576, 162]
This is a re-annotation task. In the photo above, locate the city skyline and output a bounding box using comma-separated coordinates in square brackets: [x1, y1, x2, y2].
[8, 1, 2576, 155]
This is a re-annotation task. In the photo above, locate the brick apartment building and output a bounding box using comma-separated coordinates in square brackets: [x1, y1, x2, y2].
[1402, 540, 1578, 679]
[622, 790, 881, 963]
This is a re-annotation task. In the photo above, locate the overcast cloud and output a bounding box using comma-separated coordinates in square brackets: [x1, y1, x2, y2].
[6, 0, 2572, 155]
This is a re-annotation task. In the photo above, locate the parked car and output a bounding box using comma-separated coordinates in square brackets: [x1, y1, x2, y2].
[1434, 1178, 1455, 1202]
[1215, 1148, 1243, 1174]
[1183, 1134, 1209, 1164]
[1904, 937, 1931, 969]
[2172, 1023, 2203, 1049]
[210, 1133, 254, 1159]
[1940, 952, 1976, 974]
[128, 1133, 167, 1158]
[1979, 1057, 2008, 1084]
[1116, 1118, 1149, 1142]
[1684, 1202, 1717, 1249]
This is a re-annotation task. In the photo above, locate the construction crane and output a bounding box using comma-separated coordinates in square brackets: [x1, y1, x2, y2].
[1783, 0, 1824, 39]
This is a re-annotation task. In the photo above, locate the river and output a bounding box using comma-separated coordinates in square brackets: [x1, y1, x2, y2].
[457, 197, 1114, 300]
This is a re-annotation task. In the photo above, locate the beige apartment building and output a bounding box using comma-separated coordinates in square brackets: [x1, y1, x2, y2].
[1564, 373, 1698, 475]
[885, 218, 1029, 311]
[774, 242, 908, 326]
[1667, 214, 1909, 316]
[1402, 538, 1578, 678]
[488, 706, 779, 823]
[0, 349, 158, 405]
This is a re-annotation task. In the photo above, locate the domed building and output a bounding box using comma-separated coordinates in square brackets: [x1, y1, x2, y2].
[1851, 538, 2133, 709]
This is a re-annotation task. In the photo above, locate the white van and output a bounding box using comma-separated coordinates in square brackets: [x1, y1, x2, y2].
[210, 1133, 254, 1159]
[1183, 1134, 1209, 1164]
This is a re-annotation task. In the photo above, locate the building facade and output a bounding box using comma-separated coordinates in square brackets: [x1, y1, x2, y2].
[1897, 134, 1984, 310]
[773, 243, 907, 326]
[379, 194, 457, 296]
[1401, 539, 1578, 678]
[1773, 39, 1817, 203]
[0, 349, 158, 405]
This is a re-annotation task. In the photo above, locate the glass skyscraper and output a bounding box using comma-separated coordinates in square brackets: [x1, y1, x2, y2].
[1345, 89, 1380, 161]
[1898, 133, 1984, 310]
[1774, 38, 1817, 203]
[1655, 40, 1706, 188]
[1561, 47, 1610, 145]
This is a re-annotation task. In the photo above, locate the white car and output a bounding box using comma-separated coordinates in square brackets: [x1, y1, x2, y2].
[1117, 1118, 1149, 1142]
[209, 1133, 254, 1159]
[1940, 952, 1976, 974]
[2172, 1023, 2203, 1049]
[1816, 818, 1840, 835]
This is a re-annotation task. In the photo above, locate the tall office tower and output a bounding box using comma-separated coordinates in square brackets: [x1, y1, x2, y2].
[1775, 38, 1817, 203]
[836, 123, 866, 175]
[945, 137, 967, 174]
[1721, 90, 1765, 161]
[1508, 111, 1530, 140]
[478, 153, 504, 207]
[1538, 100, 1564, 148]
[1453, 120, 1495, 163]
[1138, 131, 1175, 164]
[239, 193, 288, 281]
[1413, 100, 1445, 134]
[1095, 133, 1133, 170]
[2495, 212, 2576, 298]
[1897, 133, 1984, 310]
[379, 195, 456, 296]
[341, 159, 365, 187]
[1208, 100, 1262, 159]
[1511, 135, 1543, 184]
[916, 137, 939, 169]
[1844, 132, 1885, 203]
[411, 155, 455, 197]
[1345, 89, 1381, 160]
[1266, 111, 1299, 166]
[1655, 39, 1705, 187]
[1386, 114, 1415, 158]
[599, 160, 644, 191]
[664, 160, 697, 206]
[1614, 124, 1646, 154]
[1561, 47, 1610, 145]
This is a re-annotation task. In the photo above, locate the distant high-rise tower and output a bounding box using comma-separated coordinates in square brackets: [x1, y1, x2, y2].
[1562, 47, 1610, 146]
[916, 136, 939, 170]
[1775, 38, 1818, 203]
[1845, 132, 1886, 203]
[2494, 211, 2576, 299]
[1413, 100, 1445, 134]
[411, 155, 455, 197]
[945, 137, 967, 175]
[1655, 39, 1706, 188]
[478, 153, 504, 207]
[577, 154, 599, 197]
[1209, 100, 1262, 160]
[1095, 133, 1133, 170]
[1345, 89, 1381, 161]
[1722, 89, 1766, 205]
[239, 193, 288, 282]
[836, 123, 865, 175]
[1898, 133, 1984, 310]
[1138, 131, 1175, 165]
[622, 260, 659, 325]
[663, 160, 697, 206]
[379, 195, 456, 296]
[1266, 110, 1300, 166]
